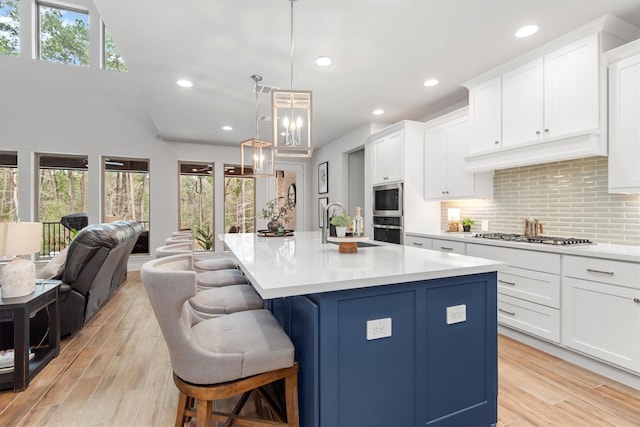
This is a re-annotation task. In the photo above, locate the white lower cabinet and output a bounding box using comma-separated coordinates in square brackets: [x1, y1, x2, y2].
[467, 244, 561, 343]
[562, 256, 640, 373]
[431, 238, 465, 255]
[405, 234, 431, 250]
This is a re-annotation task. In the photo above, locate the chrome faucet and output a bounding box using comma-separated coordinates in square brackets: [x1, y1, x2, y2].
[322, 202, 344, 243]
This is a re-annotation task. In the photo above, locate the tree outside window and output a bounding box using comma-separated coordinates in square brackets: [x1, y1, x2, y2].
[0, 151, 18, 221]
[224, 165, 255, 233]
[104, 25, 127, 72]
[179, 162, 214, 250]
[0, 0, 19, 56]
[39, 3, 88, 66]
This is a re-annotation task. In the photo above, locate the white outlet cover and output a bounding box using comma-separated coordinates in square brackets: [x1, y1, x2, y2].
[446, 304, 467, 325]
[366, 317, 392, 340]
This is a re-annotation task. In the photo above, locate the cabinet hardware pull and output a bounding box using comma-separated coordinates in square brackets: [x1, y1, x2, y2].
[499, 279, 516, 286]
[494, 140, 499, 145]
[498, 308, 516, 316]
[633, 298, 640, 304]
[586, 268, 614, 275]
[544, 129, 549, 133]
[440, 246, 453, 251]
[412, 242, 423, 246]
[536, 130, 541, 135]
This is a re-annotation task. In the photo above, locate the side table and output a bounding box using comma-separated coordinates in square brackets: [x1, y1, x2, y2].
[0, 280, 61, 392]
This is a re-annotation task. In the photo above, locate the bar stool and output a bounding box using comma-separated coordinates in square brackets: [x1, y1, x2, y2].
[141, 255, 299, 427]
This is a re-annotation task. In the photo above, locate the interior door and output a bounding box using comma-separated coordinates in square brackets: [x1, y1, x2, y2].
[266, 161, 306, 231]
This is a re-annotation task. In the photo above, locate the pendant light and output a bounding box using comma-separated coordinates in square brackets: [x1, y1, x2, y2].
[272, 0, 313, 158]
[241, 75, 274, 177]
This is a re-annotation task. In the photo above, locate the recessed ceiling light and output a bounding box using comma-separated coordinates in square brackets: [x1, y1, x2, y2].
[176, 79, 193, 88]
[424, 79, 439, 87]
[373, 109, 384, 116]
[222, 125, 233, 131]
[515, 25, 538, 38]
[316, 56, 332, 67]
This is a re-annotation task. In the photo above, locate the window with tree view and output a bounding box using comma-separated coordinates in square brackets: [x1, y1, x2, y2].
[104, 25, 127, 72]
[38, 154, 88, 257]
[224, 164, 255, 233]
[0, 151, 18, 221]
[179, 162, 214, 251]
[0, 0, 19, 56]
[38, 3, 88, 66]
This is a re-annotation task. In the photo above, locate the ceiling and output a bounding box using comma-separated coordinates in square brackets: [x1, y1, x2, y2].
[92, 0, 640, 150]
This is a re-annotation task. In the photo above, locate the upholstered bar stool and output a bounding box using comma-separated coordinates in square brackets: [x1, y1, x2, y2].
[153, 250, 262, 317]
[165, 236, 193, 245]
[141, 255, 299, 427]
[196, 269, 248, 291]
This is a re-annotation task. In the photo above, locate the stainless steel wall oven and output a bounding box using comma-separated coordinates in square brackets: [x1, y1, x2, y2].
[372, 182, 403, 244]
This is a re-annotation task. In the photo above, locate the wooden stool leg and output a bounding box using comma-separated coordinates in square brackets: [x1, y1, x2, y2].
[175, 392, 189, 427]
[285, 371, 300, 427]
[196, 399, 213, 427]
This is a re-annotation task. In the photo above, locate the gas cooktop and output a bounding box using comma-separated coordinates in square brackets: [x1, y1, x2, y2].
[473, 233, 594, 246]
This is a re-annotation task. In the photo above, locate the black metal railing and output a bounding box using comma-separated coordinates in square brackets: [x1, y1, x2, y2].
[40, 220, 150, 258]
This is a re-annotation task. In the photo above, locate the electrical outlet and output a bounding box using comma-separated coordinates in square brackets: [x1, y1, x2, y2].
[446, 304, 466, 325]
[366, 318, 392, 340]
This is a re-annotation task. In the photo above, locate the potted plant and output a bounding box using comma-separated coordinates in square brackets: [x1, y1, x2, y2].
[330, 212, 352, 238]
[462, 218, 475, 232]
[261, 197, 294, 232]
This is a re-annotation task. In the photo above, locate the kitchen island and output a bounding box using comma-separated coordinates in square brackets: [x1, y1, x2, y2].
[220, 231, 505, 427]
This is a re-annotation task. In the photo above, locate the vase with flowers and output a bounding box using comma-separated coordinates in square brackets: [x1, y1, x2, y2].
[261, 197, 294, 233]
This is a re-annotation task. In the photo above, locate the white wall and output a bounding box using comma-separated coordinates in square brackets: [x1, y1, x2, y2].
[0, 54, 307, 257]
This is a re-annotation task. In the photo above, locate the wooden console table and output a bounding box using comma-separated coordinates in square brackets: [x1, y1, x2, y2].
[0, 281, 61, 392]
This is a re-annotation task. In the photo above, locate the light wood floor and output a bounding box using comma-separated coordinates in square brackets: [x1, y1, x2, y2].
[1, 273, 639, 426]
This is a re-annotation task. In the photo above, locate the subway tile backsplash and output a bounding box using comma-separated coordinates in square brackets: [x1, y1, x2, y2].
[441, 157, 640, 246]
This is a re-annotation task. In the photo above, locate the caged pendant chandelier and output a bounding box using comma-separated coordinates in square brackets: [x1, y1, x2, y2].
[272, 0, 313, 158]
[241, 75, 274, 177]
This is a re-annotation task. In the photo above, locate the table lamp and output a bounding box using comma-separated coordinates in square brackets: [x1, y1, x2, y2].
[0, 222, 43, 298]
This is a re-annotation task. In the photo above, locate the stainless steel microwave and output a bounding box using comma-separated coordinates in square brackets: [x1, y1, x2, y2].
[373, 182, 403, 216]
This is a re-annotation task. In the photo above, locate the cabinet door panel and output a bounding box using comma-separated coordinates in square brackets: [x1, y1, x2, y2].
[562, 277, 640, 372]
[385, 131, 404, 182]
[469, 76, 502, 153]
[609, 53, 640, 193]
[498, 294, 560, 343]
[424, 126, 447, 199]
[446, 117, 475, 198]
[544, 34, 599, 137]
[502, 58, 544, 146]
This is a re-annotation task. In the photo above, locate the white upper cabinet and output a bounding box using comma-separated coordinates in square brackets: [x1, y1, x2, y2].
[502, 58, 544, 147]
[468, 76, 502, 154]
[463, 16, 639, 172]
[372, 129, 404, 184]
[606, 39, 640, 194]
[544, 34, 600, 137]
[424, 108, 492, 200]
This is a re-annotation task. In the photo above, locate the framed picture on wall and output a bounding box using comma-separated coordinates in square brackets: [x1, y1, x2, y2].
[318, 197, 329, 228]
[318, 162, 328, 194]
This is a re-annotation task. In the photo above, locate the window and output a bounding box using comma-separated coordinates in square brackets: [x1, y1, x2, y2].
[0, 0, 19, 56]
[224, 165, 255, 233]
[37, 154, 88, 257]
[103, 157, 149, 253]
[0, 151, 18, 221]
[38, 3, 88, 66]
[179, 162, 214, 250]
[103, 24, 127, 72]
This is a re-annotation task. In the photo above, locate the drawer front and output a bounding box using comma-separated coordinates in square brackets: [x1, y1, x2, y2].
[432, 239, 465, 255]
[405, 235, 431, 250]
[498, 294, 560, 343]
[467, 243, 560, 274]
[498, 267, 560, 309]
[563, 255, 640, 289]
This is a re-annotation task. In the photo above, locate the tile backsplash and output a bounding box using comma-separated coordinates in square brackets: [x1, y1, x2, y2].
[441, 157, 640, 246]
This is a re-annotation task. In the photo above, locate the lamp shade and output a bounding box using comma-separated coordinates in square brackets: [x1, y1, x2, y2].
[272, 89, 313, 157]
[0, 222, 43, 256]
[0, 222, 42, 298]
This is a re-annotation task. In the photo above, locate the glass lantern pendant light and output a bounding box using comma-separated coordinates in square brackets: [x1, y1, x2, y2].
[241, 75, 274, 177]
[272, 0, 313, 157]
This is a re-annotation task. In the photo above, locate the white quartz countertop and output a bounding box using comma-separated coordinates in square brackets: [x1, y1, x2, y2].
[220, 231, 506, 299]
[407, 232, 640, 263]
